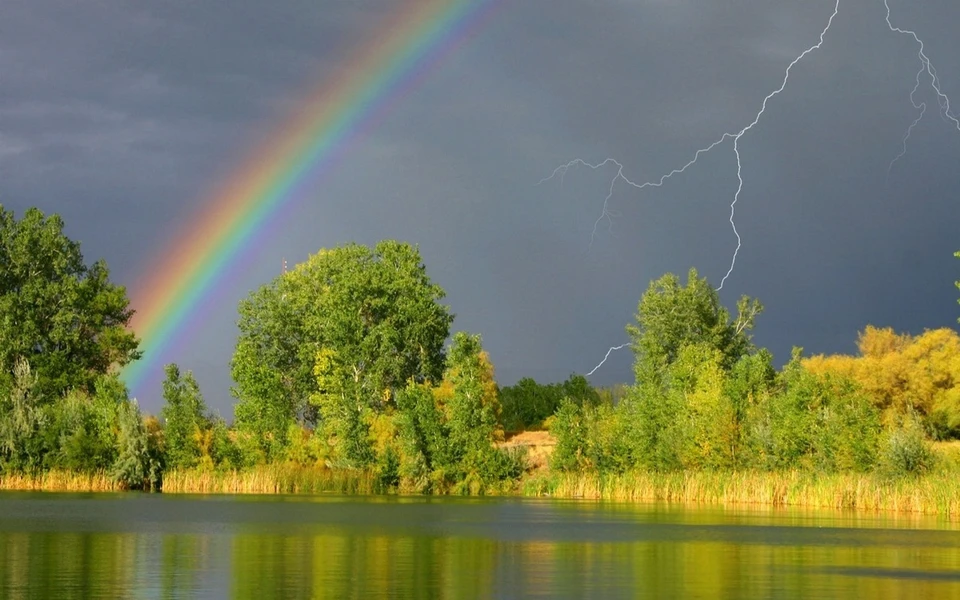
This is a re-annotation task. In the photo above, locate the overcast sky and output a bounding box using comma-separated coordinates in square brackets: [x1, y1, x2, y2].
[2, 0, 958, 416]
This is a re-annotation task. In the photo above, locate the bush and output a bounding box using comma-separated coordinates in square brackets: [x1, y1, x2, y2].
[111, 399, 150, 489]
[500, 375, 601, 433]
[500, 378, 561, 432]
[46, 390, 118, 473]
[878, 414, 936, 477]
[548, 399, 586, 471]
[810, 378, 880, 472]
[0, 358, 47, 471]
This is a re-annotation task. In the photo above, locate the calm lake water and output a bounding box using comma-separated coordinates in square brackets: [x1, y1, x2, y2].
[0, 492, 958, 599]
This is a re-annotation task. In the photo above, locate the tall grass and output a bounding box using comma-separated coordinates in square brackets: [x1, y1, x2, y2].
[0, 470, 123, 492]
[162, 465, 379, 495]
[521, 469, 960, 518]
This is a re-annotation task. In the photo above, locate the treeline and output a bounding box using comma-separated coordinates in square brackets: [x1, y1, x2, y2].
[2, 204, 960, 495]
[161, 333, 524, 494]
[548, 270, 959, 478]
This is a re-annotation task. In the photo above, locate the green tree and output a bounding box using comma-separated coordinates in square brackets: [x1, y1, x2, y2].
[626, 268, 762, 382]
[500, 374, 601, 432]
[549, 399, 586, 471]
[111, 399, 151, 489]
[233, 241, 453, 457]
[500, 378, 555, 432]
[0, 206, 140, 398]
[395, 382, 449, 491]
[160, 364, 208, 471]
[0, 358, 45, 470]
[441, 333, 519, 491]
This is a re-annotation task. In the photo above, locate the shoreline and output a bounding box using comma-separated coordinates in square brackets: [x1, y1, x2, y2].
[4, 466, 958, 520]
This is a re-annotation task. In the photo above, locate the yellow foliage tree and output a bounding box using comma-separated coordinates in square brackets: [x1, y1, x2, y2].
[803, 326, 960, 436]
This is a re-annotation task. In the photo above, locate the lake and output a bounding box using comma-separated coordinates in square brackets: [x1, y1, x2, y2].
[0, 492, 958, 598]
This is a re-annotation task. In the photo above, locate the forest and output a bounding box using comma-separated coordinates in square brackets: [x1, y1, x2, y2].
[2, 205, 960, 512]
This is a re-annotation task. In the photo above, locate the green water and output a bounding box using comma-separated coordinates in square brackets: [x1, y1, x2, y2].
[0, 493, 958, 599]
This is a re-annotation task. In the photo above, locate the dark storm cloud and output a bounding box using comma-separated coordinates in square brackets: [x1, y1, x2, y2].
[1, 0, 957, 414]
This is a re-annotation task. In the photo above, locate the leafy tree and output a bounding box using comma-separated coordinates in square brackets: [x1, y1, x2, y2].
[500, 378, 560, 432]
[501, 375, 601, 432]
[0, 206, 140, 398]
[160, 364, 208, 470]
[748, 349, 880, 472]
[111, 399, 151, 489]
[233, 241, 453, 455]
[440, 333, 517, 492]
[804, 327, 960, 438]
[311, 347, 377, 468]
[393, 333, 517, 492]
[395, 382, 449, 491]
[209, 416, 242, 470]
[548, 399, 586, 471]
[46, 387, 119, 473]
[0, 358, 45, 470]
[443, 333, 502, 458]
[627, 268, 762, 383]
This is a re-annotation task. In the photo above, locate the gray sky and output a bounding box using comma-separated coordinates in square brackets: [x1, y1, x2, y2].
[2, 0, 958, 416]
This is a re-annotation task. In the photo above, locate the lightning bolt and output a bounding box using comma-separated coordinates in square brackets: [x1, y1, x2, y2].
[543, 2, 840, 291]
[585, 343, 629, 377]
[558, 0, 960, 380]
[885, 0, 960, 176]
[888, 65, 927, 177]
[560, 1, 840, 379]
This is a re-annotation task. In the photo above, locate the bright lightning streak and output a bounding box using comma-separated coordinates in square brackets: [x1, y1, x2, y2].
[542, 2, 841, 290]
[562, 0, 959, 380]
[585, 343, 629, 376]
[884, 0, 960, 176]
[888, 65, 927, 177]
[565, 1, 839, 380]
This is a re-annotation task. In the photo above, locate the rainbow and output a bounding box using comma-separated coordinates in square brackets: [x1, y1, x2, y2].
[121, 0, 503, 398]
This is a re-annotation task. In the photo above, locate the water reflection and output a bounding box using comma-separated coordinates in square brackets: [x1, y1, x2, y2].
[0, 493, 958, 599]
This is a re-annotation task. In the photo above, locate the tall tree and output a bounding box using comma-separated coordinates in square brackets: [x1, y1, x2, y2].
[0, 206, 140, 398]
[160, 364, 208, 470]
[627, 268, 762, 381]
[233, 241, 453, 456]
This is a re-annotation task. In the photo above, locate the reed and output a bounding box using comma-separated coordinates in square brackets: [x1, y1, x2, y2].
[522, 469, 960, 518]
[162, 464, 379, 495]
[0, 470, 123, 492]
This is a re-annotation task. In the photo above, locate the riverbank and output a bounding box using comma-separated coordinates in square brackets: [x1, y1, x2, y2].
[3, 465, 959, 519]
[0, 470, 125, 492]
[161, 464, 960, 519]
[5, 437, 959, 518]
[523, 470, 960, 518]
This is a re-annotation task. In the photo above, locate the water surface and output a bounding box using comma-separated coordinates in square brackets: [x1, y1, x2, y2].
[0, 492, 958, 598]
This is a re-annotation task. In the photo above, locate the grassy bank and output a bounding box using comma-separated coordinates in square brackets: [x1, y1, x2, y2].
[7, 455, 959, 520]
[521, 470, 960, 518]
[160, 464, 960, 519]
[0, 470, 124, 492]
[161, 465, 379, 495]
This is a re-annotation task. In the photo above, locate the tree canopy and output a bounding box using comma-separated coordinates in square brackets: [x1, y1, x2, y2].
[0, 206, 140, 398]
[626, 268, 762, 381]
[804, 326, 960, 439]
[232, 241, 454, 453]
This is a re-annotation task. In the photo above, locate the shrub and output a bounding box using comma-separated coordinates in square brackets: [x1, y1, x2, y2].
[549, 399, 586, 471]
[878, 414, 936, 477]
